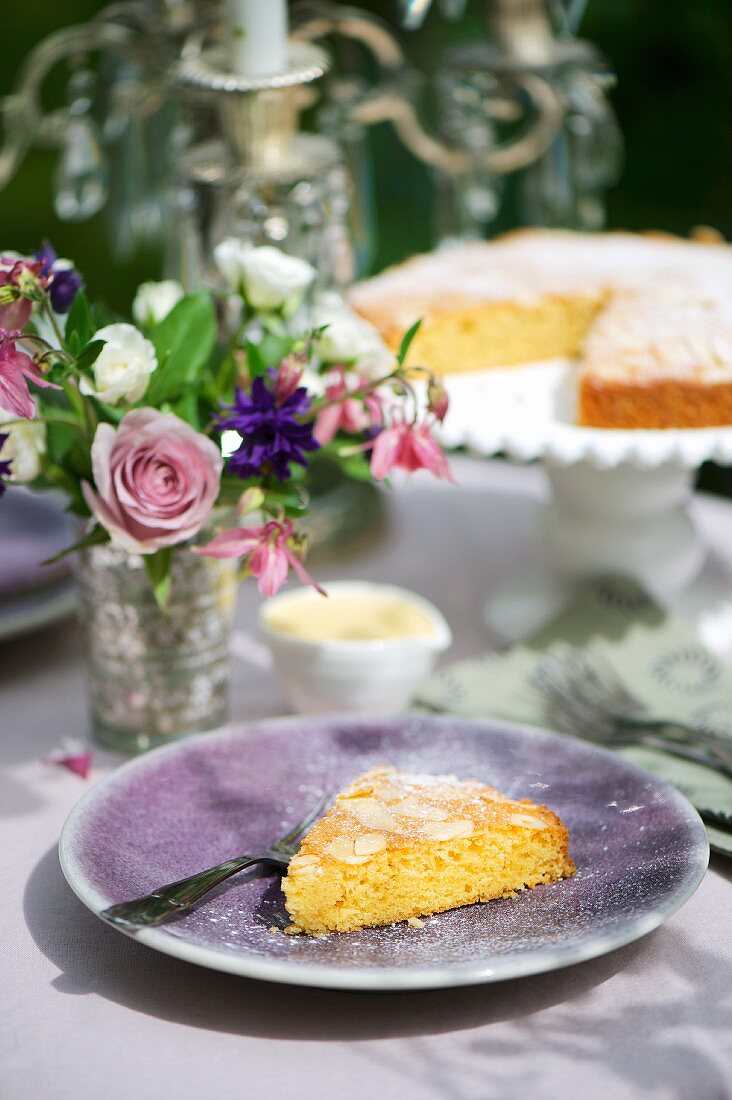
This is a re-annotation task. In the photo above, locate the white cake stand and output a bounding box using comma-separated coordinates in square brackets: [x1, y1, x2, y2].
[438, 361, 732, 651]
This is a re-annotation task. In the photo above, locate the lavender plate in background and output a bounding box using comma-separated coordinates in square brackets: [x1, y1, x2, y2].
[0, 490, 75, 641]
[59, 715, 709, 991]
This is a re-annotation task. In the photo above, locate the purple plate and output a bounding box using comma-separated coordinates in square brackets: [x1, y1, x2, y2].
[0, 490, 73, 597]
[59, 715, 709, 990]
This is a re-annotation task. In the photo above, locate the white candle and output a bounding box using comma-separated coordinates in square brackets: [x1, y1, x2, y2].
[224, 0, 288, 78]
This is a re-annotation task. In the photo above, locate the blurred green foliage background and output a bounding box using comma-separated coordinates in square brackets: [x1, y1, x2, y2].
[1, 0, 731, 310]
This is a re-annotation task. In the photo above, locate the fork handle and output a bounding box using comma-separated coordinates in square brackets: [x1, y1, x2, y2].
[624, 719, 732, 775]
[634, 729, 732, 779]
[100, 854, 281, 930]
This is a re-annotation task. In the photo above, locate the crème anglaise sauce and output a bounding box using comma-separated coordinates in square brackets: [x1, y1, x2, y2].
[263, 594, 437, 642]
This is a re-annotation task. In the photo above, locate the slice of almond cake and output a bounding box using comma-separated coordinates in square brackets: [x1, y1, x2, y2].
[283, 766, 575, 935]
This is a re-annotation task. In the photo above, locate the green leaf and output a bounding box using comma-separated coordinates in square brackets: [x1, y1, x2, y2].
[258, 331, 296, 368]
[214, 350, 237, 397]
[75, 339, 105, 376]
[263, 484, 309, 513]
[45, 420, 77, 466]
[217, 476, 249, 505]
[146, 293, 217, 406]
[45, 359, 75, 385]
[246, 340, 268, 379]
[144, 547, 173, 610]
[335, 449, 374, 481]
[65, 291, 94, 350]
[171, 390, 202, 431]
[42, 524, 109, 566]
[65, 440, 93, 481]
[397, 318, 423, 366]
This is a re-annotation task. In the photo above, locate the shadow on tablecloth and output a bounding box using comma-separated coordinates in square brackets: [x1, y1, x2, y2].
[25, 843, 730, 1051]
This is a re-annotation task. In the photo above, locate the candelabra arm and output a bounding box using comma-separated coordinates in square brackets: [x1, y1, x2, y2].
[0, 6, 162, 192]
[352, 71, 562, 176]
[292, 0, 564, 179]
[350, 88, 467, 174]
[292, 2, 407, 69]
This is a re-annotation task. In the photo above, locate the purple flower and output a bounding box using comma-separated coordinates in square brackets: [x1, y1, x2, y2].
[36, 242, 83, 314]
[0, 432, 12, 496]
[218, 372, 319, 481]
[36, 242, 57, 278]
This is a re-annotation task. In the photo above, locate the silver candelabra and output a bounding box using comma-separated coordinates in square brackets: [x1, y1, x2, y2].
[0, 0, 622, 285]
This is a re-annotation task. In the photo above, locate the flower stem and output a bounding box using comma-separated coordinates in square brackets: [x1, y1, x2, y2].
[43, 300, 66, 351]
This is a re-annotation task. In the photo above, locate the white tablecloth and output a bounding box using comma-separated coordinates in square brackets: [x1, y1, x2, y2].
[3, 458, 731, 1100]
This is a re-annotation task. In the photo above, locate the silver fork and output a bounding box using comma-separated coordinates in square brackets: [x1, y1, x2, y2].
[531, 647, 732, 779]
[100, 793, 330, 931]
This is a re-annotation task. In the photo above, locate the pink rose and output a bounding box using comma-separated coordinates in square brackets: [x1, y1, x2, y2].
[83, 409, 222, 552]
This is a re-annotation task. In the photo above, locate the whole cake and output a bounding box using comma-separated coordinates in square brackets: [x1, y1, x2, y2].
[349, 229, 732, 429]
[283, 766, 575, 935]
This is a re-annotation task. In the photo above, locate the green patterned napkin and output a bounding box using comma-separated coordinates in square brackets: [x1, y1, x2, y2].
[419, 576, 732, 855]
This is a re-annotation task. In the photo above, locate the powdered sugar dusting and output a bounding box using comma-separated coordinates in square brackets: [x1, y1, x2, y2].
[349, 231, 732, 321]
[63, 715, 708, 986]
[582, 286, 732, 383]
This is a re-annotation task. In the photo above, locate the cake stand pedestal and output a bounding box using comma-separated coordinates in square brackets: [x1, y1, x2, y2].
[438, 361, 732, 653]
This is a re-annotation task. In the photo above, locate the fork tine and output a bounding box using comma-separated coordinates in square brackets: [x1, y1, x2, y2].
[585, 650, 644, 713]
[542, 647, 641, 721]
[271, 791, 331, 851]
[531, 651, 626, 741]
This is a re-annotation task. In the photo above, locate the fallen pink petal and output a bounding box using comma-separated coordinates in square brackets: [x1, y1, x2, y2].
[43, 745, 94, 779]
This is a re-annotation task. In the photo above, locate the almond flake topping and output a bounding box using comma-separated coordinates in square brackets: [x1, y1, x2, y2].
[353, 833, 387, 856]
[421, 819, 474, 841]
[509, 811, 548, 830]
[291, 855, 321, 874]
[323, 838, 371, 864]
[339, 796, 398, 831]
[395, 795, 450, 821]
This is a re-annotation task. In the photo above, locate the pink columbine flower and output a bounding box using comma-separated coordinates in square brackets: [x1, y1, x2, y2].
[83, 409, 223, 552]
[427, 376, 449, 423]
[314, 370, 384, 445]
[370, 419, 454, 483]
[0, 257, 47, 330]
[274, 355, 305, 405]
[0, 330, 58, 419]
[195, 518, 323, 598]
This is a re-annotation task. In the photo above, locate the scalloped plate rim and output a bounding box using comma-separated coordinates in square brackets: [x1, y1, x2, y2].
[439, 362, 732, 470]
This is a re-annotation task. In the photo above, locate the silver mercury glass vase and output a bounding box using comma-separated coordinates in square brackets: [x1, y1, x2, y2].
[78, 542, 238, 754]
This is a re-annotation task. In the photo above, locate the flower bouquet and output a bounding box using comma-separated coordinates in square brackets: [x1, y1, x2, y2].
[0, 240, 452, 750]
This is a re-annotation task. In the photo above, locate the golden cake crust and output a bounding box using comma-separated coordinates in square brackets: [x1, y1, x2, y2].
[579, 378, 732, 429]
[283, 766, 575, 935]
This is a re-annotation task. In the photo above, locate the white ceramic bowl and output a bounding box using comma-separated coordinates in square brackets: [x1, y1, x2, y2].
[259, 581, 452, 715]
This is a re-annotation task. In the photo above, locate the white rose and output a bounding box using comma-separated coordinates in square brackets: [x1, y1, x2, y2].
[80, 323, 157, 406]
[313, 299, 393, 375]
[299, 365, 327, 398]
[214, 238, 315, 313]
[213, 238, 249, 294]
[0, 408, 45, 482]
[132, 280, 185, 327]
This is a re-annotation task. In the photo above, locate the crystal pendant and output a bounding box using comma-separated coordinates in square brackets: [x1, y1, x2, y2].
[400, 0, 433, 29]
[54, 70, 108, 222]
